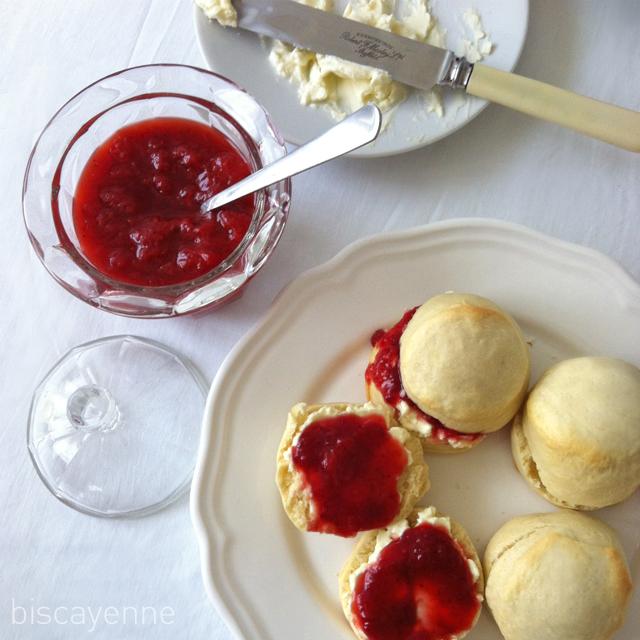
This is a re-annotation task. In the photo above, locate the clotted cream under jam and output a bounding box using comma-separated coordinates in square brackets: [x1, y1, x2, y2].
[291, 413, 408, 537]
[365, 308, 484, 446]
[352, 521, 481, 640]
[72, 117, 254, 286]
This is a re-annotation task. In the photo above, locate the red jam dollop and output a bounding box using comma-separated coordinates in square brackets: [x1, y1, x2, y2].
[72, 117, 254, 286]
[291, 413, 408, 537]
[365, 308, 484, 446]
[352, 522, 481, 640]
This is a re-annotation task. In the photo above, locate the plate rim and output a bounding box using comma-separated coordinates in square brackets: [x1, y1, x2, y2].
[192, 1, 531, 158]
[190, 218, 640, 640]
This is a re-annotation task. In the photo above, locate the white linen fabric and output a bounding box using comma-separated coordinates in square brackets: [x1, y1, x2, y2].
[0, 0, 638, 638]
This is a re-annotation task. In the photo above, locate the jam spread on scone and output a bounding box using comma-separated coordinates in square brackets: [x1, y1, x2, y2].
[365, 308, 483, 446]
[352, 522, 481, 640]
[291, 413, 408, 537]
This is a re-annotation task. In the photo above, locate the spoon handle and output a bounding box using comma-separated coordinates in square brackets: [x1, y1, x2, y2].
[201, 104, 381, 212]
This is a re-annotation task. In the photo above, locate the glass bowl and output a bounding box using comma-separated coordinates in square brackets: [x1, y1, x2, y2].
[23, 64, 291, 318]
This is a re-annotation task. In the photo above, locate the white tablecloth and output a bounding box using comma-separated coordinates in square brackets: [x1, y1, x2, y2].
[1, 0, 638, 638]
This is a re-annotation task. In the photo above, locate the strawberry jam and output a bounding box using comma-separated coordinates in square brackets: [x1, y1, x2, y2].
[352, 521, 481, 640]
[291, 413, 408, 537]
[72, 117, 254, 286]
[365, 308, 484, 446]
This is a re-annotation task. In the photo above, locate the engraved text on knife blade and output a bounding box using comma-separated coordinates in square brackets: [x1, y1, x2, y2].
[339, 31, 405, 62]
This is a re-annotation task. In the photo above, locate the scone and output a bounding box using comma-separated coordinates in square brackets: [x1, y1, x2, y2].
[366, 293, 530, 453]
[484, 510, 632, 640]
[339, 506, 484, 640]
[512, 357, 640, 510]
[276, 402, 428, 537]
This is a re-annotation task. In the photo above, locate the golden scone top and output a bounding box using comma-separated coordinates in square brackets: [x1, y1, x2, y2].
[399, 293, 530, 434]
[513, 356, 640, 510]
[484, 511, 632, 640]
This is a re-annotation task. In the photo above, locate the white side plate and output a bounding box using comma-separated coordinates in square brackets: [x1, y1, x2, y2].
[191, 219, 640, 640]
[194, 0, 529, 157]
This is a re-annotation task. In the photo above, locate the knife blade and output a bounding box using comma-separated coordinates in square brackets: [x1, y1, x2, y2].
[233, 0, 465, 92]
[206, 0, 640, 152]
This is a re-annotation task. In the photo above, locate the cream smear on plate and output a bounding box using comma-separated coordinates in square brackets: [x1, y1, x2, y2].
[195, 0, 493, 123]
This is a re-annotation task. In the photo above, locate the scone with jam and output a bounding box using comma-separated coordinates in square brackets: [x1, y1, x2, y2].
[276, 402, 428, 537]
[339, 506, 484, 640]
[366, 293, 530, 453]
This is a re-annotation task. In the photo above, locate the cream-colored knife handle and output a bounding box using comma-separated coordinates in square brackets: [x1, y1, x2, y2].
[466, 64, 640, 152]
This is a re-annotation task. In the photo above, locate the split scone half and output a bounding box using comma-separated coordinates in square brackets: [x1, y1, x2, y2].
[366, 293, 530, 453]
[276, 402, 428, 537]
[512, 356, 640, 510]
[339, 506, 484, 640]
[484, 510, 632, 640]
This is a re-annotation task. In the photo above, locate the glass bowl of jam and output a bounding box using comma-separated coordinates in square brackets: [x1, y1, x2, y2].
[23, 64, 291, 317]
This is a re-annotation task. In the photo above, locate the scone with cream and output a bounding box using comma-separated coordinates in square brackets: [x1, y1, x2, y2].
[366, 293, 530, 453]
[484, 510, 632, 640]
[276, 402, 428, 537]
[512, 357, 640, 510]
[339, 506, 484, 640]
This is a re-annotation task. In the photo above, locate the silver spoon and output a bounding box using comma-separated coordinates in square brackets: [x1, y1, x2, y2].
[201, 104, 382, 213]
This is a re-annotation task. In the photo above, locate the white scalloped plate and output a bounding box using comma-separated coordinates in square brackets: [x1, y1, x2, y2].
[191, 219, 640, 640]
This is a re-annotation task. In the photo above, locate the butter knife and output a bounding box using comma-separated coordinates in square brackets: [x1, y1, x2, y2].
[221, 0, 640, 152]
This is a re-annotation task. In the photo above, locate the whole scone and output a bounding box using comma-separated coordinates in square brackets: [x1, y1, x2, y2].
[339, 506, 484, 640]
[276, 402, 428, 537]
[512, 357, 640, 510]
[366, 293, 530, 453]
[484, 510, 632, 640]
[400, 293, 530, 433]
